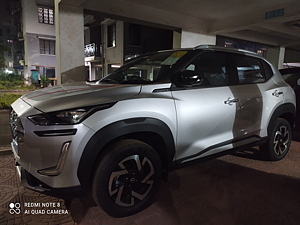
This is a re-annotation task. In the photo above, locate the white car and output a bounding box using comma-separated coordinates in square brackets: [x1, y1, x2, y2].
[10, 45, 296, 217]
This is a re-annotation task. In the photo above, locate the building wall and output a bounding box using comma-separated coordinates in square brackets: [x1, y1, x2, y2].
[181, 31, 216, 48]
[22, 0, 55, 36]
[103, 20, 124, 75]
[25, 33, 56, 67]
[22, 0, 56, 83]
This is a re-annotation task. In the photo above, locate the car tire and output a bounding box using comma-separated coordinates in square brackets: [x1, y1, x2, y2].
[92, 139, 162, 217]
[260, 118, 292, 161]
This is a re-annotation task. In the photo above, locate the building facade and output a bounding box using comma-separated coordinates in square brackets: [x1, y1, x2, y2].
[83, 15, 174, 81]
[18, 1, 300, 84]
[21, 0, 56, 84]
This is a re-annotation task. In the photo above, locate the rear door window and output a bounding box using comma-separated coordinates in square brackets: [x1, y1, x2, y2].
[234, 55, 266, 84]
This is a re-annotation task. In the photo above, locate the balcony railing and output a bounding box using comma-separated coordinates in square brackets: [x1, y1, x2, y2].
[84, 43, 102, 57]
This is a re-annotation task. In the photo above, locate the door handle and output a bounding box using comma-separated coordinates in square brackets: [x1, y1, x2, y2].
[272, 90, 283, 97]
[224, 97, 239, 106]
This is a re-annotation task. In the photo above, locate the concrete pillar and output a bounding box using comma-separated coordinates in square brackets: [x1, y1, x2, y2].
[87, 61, 92, 80]
[55, 0, 85, 84]
[181, 31, 216, 48]
[173, 31, 181, 49]
[24, 65, 30, 85]
[278, 47, 286, 69]
[265, 46, 286, 69]
[91, 65, 96, 80]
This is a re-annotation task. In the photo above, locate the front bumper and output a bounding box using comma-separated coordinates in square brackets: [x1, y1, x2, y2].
[10, 106, 96, 189]
[15, 164, 83, 195]
[11, 139, 73, 192]
[16, 164, 50, 192]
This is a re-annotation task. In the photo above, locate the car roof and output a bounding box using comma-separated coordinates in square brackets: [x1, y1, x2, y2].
[194, 45, 258, 55]
[158, 45, 261, 57]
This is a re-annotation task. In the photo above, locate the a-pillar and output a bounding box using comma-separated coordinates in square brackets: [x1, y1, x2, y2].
[181, 30, 216, 48]
[265, 46, 286, 69]
[55, 0, 85, 84]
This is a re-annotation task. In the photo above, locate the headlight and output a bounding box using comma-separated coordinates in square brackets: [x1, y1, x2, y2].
[56, 108, 87, 124]
[28, 103, 115, 126]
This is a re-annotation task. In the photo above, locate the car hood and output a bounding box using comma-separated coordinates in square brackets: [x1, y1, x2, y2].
[21, 82, 141, 113]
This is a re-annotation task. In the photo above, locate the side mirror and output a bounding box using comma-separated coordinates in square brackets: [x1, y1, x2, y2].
[176, 70, 204, 87]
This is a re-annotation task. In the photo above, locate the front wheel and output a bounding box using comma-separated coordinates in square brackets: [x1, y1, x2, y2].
[260, 118, 292, 161]
[92, 139, 162, 217]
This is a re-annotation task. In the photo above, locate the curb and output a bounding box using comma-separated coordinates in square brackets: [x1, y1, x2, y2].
[0, 145, 12, 153]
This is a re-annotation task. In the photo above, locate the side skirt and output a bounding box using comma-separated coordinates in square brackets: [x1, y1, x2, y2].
[171, 136, 268, 171]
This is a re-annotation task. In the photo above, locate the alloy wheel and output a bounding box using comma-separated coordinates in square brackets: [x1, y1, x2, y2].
[273, 125, 290, 156]
[108, 154, 155, 207]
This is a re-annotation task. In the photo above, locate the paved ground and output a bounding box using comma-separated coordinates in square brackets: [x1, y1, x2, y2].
[1, 109, 300, 224]
[0, 110, 10, 148]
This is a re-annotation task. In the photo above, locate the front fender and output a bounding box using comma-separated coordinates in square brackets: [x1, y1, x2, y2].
[77, 117, 175, 188]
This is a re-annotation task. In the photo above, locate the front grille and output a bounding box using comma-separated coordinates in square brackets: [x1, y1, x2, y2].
[10, 109, 18, 139]
[10, 109, 24, 140]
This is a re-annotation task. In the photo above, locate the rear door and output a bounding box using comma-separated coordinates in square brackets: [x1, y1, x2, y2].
[172, 51, 238, 163]
[229, 54, 284, 140]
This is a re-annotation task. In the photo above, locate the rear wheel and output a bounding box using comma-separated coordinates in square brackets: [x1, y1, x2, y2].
[92, 139, 162, 217]
[260, 118, 292, 161]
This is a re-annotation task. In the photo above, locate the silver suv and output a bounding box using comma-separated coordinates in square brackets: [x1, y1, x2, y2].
[10, 45, 296, 217]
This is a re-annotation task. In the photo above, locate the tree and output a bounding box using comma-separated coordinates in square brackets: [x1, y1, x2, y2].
[0, 39, 10, 71]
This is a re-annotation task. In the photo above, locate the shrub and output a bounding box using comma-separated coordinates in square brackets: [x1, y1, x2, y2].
[0, 72, 25, 89]
[0, 73, 36, 90]
[0, 73, 24, 82]
[40, 76, 51, 88]
[0, 93, 22, 109]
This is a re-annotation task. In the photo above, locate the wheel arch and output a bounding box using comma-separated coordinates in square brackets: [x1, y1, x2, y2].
[267, 103, 296, 135]
[77, 117, 175, 189]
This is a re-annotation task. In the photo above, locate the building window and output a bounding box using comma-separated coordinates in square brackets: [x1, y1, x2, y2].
[107, 23, 116, 48]
[40, 39, 55, 55]
[40, 67, 55, 78]
[38, 6, 54, 25]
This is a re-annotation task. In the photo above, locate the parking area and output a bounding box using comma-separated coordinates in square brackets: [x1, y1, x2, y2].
[1, 109, 300, 225]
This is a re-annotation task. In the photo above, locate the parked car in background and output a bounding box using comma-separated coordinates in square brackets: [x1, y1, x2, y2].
[10, 45, 296, 217]
[280, 67, 300, 129]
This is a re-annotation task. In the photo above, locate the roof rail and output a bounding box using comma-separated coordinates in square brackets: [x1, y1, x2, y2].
[194, 45, 257, 55]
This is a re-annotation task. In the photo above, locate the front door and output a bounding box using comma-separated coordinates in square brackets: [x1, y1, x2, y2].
[172, 51, 238, 163]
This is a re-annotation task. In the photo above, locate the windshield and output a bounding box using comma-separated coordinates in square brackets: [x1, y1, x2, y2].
[100, 51, 188, 84]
